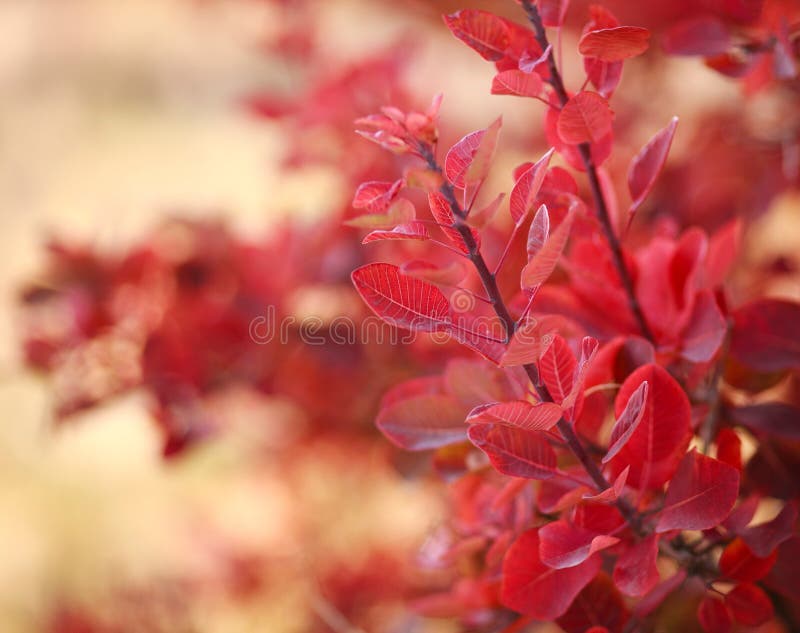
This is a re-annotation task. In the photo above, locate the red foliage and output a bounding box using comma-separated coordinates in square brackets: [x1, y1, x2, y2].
[348, 0, 800, 630]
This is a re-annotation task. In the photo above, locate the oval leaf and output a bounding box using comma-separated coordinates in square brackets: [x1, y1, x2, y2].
[655, 449, 739, 533]
[467, 424, 558, 479]
[557, 92, 614, 144]
[467, 400, 563, 431]
[627, 117, 678, 214]
[377, 394, 467, 450]
[579, 26, 651, 62]
[352, 263, 451, 332]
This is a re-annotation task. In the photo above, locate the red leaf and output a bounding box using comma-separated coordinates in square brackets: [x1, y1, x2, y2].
[606, 364, 692, 490]
[468, 424, 558, 479]
[681, 290, 727, 362]
[466, 400, 562, 431]
[725, 583, 773, 626]
[468, 192, 504, 228]
[444, 10, 511, 62]
[491, 69, 543, 98]
[539, 520, 619, 569]
[741, 502, 797, 557]
[698, 596, 732, 633]
[345, 197, 416, 229]
[443, 358, 526, 408]
[510, 149, 555, 224]
[527, 205, 550, 258]
[520, 205, 576, 289]
[401, 260, 467, 287]
[561, 336, 599, 410]
[539, 335, 577, 404]
[583, 466, 628, 504]
[557, 573, 629, 633]
[444, 118, 502, 188]
[613, 535, 660, 596]
[352, 263, 451, 332]
[584, 57, 623, 98]
[538, 0, 570, 27]
[428, 191, 480, 253]
[656, 449, 739, 532]
[603, 380, 648, 463]
[730, 298, 800, 372]
[627, 117, 678, 215]
[501, 529, 601, 619]
[662, 17, 732, 56]
[352, 179, 404, 213]
[715, 428, 742, 472]
[579, 27, 651, 62]
[719, 538, 777, 582]
[557, 92, 614, 144]
[729, 403, 800, 440]
[499, 317, 560, 367]
[632, 570, 686, 619]
[362, 221, 430, 243]
[376, 394, 467, 450]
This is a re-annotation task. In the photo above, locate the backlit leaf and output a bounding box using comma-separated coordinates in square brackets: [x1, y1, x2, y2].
[377, 394, 467, 450]
[444, 10, 511, 62]
[352, 263, 451, 332]
[467, 424, 558, 479]
[557, 92, 614, 144]
[579, 27, 651, 62]
[466, 400, 562, 431]
[628, 117, 679, 215]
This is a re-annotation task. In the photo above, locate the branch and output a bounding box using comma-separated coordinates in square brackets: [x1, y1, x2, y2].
[520, 0, 655, 342]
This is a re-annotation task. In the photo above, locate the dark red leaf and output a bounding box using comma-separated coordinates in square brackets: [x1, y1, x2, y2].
[698, 595, 732, 633]
[656, 449, 739, 532]
[730, 298, 800, 372]
[725, 583, 773, 626]
[729, 403, 800, 440]
[579, 27, 651, 62]
[468, 424, 558, 479]
[719, 538, 777, 582]
[376, 394, 467, 450]
[741, 502, 797, 557]
[627, 117, 678, 215]
[539, 520, 619, 569]
[557, 573, 629, 633]
[501, 528, 601, 619]
[715, 428, 742, 472]
[613, 534, 660, 597]
[444, 10, 511, 62]
[557, 92, 614, 144]
[466, 400, 562, 431]
[352, 263, 451, 332]
[680, 289, 727, 363]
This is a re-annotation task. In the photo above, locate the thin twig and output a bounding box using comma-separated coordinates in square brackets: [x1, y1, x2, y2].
[520, 0, 655, 342]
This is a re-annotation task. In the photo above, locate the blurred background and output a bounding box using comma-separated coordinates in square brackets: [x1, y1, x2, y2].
[0, 0, 797, 632]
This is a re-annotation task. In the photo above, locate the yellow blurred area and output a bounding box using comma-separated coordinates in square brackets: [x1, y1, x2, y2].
[0, 1, 445, 631]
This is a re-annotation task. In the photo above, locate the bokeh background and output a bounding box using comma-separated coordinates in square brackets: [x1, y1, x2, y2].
[1, 1, 798, 632]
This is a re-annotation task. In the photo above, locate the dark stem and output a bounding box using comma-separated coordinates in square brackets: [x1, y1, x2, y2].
[423, 149, 642, 532]
[520, 0, 655, 342]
